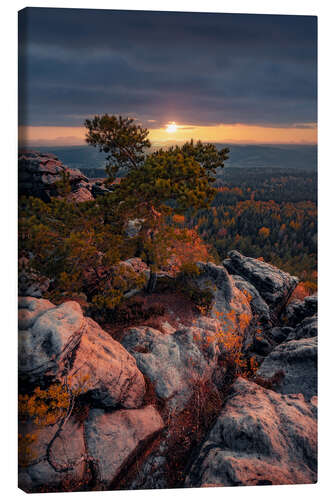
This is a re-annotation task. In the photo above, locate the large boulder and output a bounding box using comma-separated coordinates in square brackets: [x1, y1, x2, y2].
[18, 416, 86, 492]
[257, 337, 317, 400]
[285, 295, 318, 327]
[288, 314, 318, 341]
[196, 261, 252, 319]
[19, 150, 91, 202]
[84, 405, 164, 487]
[195, 262, 252, 348]
[121, 325, 221, 413]
[67, 317, 146, 409]
[18, 300, 85, 386]
[18, 296, 55, 330]
[185, 378, 317, 487]
[269, 326, 295, 344]
[232, 274, 271, 326]
[18, 298, 146, 409]
[223, 250, 299, 318]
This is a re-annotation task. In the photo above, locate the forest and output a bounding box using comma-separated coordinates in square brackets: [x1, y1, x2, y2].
[188, 166, 317, 291]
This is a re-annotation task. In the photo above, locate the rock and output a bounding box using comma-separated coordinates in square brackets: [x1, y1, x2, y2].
[18, 298, 146, 409]
[18, 296, 55, 330]
[195, 261, 252, 342]
[121, 325, 221, 412]
[91, 182, 114, 197]
[18, 300, 85, 386]
[251, 334, 274, 356]
[18, 267, 50, 298]
[67, 186, 94, 202]
[67, 317, 146, 409]
[123, 257, 149, 275]
[18, 417, 86, 492]
[18, 150, 90, 202]
[257, 337, 317, 399]
[287, 314, 317, 341]
[125, 219, 144, 238]
[285, 294, 318, 327]
[185, 378, 317, 487]
[232, 274, 271, 326]
[270, 326, 294, 344]
[223, 250, 299, 318]
[84, 405, 164, 486]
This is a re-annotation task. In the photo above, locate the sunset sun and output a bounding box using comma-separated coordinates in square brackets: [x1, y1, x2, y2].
[166, 121, 178, 133]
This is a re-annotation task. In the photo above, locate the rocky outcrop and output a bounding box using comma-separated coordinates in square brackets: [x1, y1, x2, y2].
[84, 406, 164, 487]
[232, 274, 271, 326]
[18, 150, 114, 202]
[18, 252, 317, 492]
[18, 298, 146, 408]
[19, 300, 85, 386]
[257, 337, 317, 400]
[290, 314, 317, 341]
[122, 324, 221, 413]
[285, 294, 317, 327]
[185, 378, 317, 487]
[18, 416, 86, 492]
[68, 317, 145, 409]
[19, 151, 92, 202]
[269, 325, 294, 344]
[196, 261, 252, 320]
[223, 250, 299, 319]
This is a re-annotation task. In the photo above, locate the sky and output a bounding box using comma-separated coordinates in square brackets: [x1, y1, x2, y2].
[18, 8, 317, 146]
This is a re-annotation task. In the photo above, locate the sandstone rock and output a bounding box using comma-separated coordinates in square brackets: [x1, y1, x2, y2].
[67, 186, 94, 202]
[257, 337, 317, 399]
[270, 326, 294, 344]
[223, 250, 299, 317]
[19, 150, 90, 202]
[18, 296, 55, 330]
[185, 378, 317, 487]
[285, 294, 318, 327]
[232, 274, 271, 326]
[18, 300, 85, 386]
[84, 405, 164, 486]
[91, 182, 114, 197]
[18, 417, 86, 492]
[19, 298, 146, 409]
[251, 333, 274, 356]
[122, 325, 221, 412]
[67, 317, 146, 409]
[125, 218, 144, 238]
[287, 314, 318, 341]
[195, 261, 252, 343]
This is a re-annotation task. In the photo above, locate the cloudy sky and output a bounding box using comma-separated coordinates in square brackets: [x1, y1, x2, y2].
[18, 8, 317, 145]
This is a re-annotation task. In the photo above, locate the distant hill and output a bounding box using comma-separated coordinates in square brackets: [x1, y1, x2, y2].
[33, 144, 317, 178]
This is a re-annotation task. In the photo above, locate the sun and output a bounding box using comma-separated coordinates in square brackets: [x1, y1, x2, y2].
[166, 121, 178, 133]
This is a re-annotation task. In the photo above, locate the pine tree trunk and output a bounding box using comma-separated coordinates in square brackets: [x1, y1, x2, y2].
[146, 270, 157, 294]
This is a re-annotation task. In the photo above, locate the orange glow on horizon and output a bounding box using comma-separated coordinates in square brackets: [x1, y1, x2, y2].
[19, 122, 317, 147]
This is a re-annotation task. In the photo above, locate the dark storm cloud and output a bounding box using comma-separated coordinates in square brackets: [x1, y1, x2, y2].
[18, 8, 317, 127]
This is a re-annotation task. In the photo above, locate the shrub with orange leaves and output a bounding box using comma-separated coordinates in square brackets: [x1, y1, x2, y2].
[18, 375, 91, 470]
[19, 382, 71, 427]
[166, 228, 212, 275]
[289, 281, 317, 302]
[213, 310, 257, 377]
